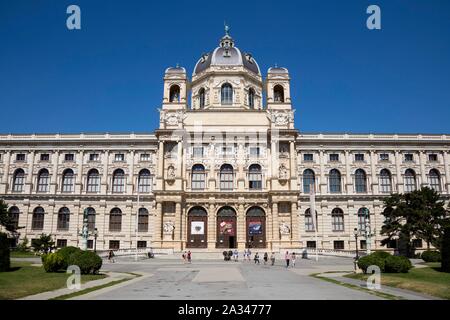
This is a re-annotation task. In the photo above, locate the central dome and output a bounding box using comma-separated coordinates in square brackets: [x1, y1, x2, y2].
[193, 32, 261, 76]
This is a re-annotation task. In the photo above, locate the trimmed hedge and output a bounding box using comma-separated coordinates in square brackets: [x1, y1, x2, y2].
[0, 232, 10, 272]
[385, 255, 412, 273]
[371, 251, 391, 260]
[357, 254, 385, 273]
[421, 250, 441, 263]
[41, 253, 64, 272]
[57, 246, 82, 269]
[68, 250, 102, 274]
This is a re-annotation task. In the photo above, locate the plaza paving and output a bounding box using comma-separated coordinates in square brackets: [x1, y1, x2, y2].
[70, 256, 385, 300]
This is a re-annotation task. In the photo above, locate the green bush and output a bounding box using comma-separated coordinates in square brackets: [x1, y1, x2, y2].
[0, 232, 10, 272]
[385, 255, 412, 273]
[357, 254, 386, 273]
[57, 246, 82, 269]
[421, 250, 441, 262]
[371, 251, 391, 260]
[68, 251, 102, 274]
[41, 253, 64, 272]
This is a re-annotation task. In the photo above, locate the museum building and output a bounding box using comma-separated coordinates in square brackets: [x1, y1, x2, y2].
[1, 30, 449, 253]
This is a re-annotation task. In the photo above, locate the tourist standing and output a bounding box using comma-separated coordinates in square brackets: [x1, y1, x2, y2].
[291, 252, 296, 267]
[233, 249, 239, 262]
[182, 251, 187, 263]
[285, 251, 290, 268]
[247, 249, 252, 262]
[270, 252, 275, 266]
[254, 252, 260, 264]
[263, 252, 268, 265]
[187, 251, 192, 263]
[108, 250, 115, 263]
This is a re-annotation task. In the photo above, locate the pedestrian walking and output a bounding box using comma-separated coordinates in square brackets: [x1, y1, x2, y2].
[285, 251, 290, 268]
[254, 252, 260, 264]
[108, 250, 115, 263]
[270, 252, 275, 266]
[187, 250, 192, 263]
[263, 252, 268, 265]
[182, 251, 187, 263]
[247, 249, 252, 262]
[291, 252, 296, 267]
[233, 249, 239, 262]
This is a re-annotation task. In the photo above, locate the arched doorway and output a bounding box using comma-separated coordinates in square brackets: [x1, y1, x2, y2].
[246, 206, 266, 248]
[187, 206, 208, 248]
[216, 206, 237, 249]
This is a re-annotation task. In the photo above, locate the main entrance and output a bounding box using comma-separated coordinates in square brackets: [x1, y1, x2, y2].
[187, 206, 208, 248]
[216, 206, 237, 249]
[246, 206, 266, 248]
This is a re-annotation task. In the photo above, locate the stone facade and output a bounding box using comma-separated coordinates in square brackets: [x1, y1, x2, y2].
[1, 31, 449, 253]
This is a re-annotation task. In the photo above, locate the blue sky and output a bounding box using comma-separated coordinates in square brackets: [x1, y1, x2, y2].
[1, 0, 450, 134]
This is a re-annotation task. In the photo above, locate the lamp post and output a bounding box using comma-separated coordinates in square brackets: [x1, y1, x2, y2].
[353, 228, 359, 260]
[93, 228, 98, 253]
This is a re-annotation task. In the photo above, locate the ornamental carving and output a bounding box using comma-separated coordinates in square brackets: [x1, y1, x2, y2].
[267, 110, 295, 125]
[279, 164, 288, 180]
[279, 222, 291, 235]
[163, 221, 175, 234]
[159, 110, 187, 126]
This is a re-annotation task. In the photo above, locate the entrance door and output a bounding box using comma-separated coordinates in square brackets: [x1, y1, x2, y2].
[246, 206, 266, 248]
[187, 207, 208, 248]
[216, 206, 237, 249]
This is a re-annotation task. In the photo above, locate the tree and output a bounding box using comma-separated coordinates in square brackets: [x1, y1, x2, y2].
[0, 199, 17, 233]
[380, 187, 449, 257]
[442, 225, 450, 273]
[32, 234, 55, 254]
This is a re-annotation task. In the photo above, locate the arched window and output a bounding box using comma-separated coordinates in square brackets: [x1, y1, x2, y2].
[221, 83, 233, 105]
[37, 169, 50, 193]
[303, 169, 315, 194]
[86, 207, 96, 231]
[32, 207, 45, 230]
[379, 169, 392, 193]
[191, 164, 205, 190]
[354, 169, 367, 193]
[199, 88, 205, 108]
[57, 207, 70, 230]
[305, 208, 318, 232]
[87, 169, 100, 193]
[12, 169, 25, 192]
[273, 85, 284, 102]
[220, 164, 234, 190]
[8, 206, 20, 229]
[329, 169, 341, 193]
[109, 208, 122, 232]
[249, 164, 262, 190]
[357, 208, 370, 232]
[404, 169, 417, 192]
[138, 208, 149, 232]
[331, 208, 344, 232]
[138, 169, 152, 193]
[62, 169, 74, 193]
[169, 85, 180, 102]
[248, 88, 255, 108]
[112, 169, 125, 193]
[429, 169, 441, 192]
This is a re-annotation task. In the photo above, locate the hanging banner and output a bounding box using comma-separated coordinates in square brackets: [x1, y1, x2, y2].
[191, 221, 205, 235]
[219, 220, 235, 236]
[248, 220, 262, 235]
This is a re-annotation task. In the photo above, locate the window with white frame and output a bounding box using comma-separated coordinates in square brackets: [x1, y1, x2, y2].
[112, 169, 125, 193]
[140, 153, 151, 162]
[191, 164, 205, 190]
[115, 153, 125, 162]
[61, 169, 74, 193]
[192, 146, 204, 158]
[379, 169, 392, 193]
[37, 169, 50, 193]
[331, 208, 344, 231]
[404, 169, 417, 192]
[138, 169, 152, 193]
[219, 164, 234, 190]
[89, 153, 99, 161]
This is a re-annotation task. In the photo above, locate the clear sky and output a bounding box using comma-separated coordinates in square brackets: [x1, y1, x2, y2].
[1, 0, 450, 134]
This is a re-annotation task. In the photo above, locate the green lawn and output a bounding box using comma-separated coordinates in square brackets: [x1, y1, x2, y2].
[10, 251, 38, 258]
[345, 263, 450, 300]
[0, 262, 106, 300]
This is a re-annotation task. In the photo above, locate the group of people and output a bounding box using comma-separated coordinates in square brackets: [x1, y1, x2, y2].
[181, 250, 192, 263]
[232, 249, 297, 268]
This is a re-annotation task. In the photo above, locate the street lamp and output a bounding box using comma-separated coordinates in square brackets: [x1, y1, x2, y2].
[93, 228, 98, 253]
[353, 228, 359, 260]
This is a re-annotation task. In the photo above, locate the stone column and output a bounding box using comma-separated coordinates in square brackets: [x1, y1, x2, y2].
[174, 202, 182, 250]
[289, 140, 297, 190]
[209, 144, 216, 191]
[319, 150, 326, 194]
[208, 203, 215, 249]
[26, 151, 35, 194]
[75, 150, 84, 194]
[291, 202, 299, 246]
[101, 150, 109, 194]
[1, 151, 11, 193]
[419, 151, 428, 187]
[154, 202, 162, 246]
[176, 141, 182, 178]
[345, 150, 352, 194]
[370, 150, 378, 194]
[237, 203, 245, 250]
[50, 151, 59, 194]
[237, 143, 245, 191]
[395, 150, 403, 192]
[128, 150, 135, 194]
[272, 202, 280, 250]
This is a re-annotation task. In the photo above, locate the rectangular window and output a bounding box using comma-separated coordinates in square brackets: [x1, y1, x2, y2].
[305, 213, 316, 232]
[428, 154, 438, 162]
[64, 153, 75, 162]
[355, 154, 364, 162]
[303, 153, 313, 162]
[40, 154, 50, 161]
[249, 172, 262, 190]
[163, 202, 176, 215]
[193, 146, 204, 158]
[404, 154, 414, 162]
[137, 241, 147, 248]
[115, 153, 125, 162]
[56, 239, 67, 248]
[249, 147, 261, 157]
[89, 153, 99, 161]
[360, 240, 367, 250]
[306, 241, 316, 249]
[333, 241, 345, 250]
[16, 154, 26, 162]
[412, 239, 423, 248]
[109, 240, 120, 250]
[140, 153, 151, 162]
[87, 240, 94, 249]
[221, 146, 234, 157]
[329, 154, 339, 162]
[278, 202, 291, 215]
[379, 153, 389, 161]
